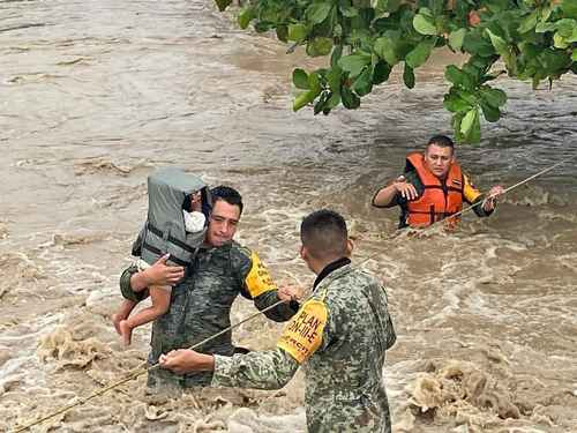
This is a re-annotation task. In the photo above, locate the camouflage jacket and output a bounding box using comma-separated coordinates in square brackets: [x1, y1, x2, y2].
[120, 241, 299, 388]
[212, 261, 397, 432]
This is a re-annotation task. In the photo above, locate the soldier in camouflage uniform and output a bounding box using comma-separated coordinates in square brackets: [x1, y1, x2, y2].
[160, 209, 397, 432]
[120, 186, 300, 388]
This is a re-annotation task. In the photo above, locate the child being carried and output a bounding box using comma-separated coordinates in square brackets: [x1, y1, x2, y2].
[112, 167, 211, 345]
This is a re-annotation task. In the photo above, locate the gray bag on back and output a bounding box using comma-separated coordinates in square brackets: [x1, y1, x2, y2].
[131, 167, 210, 268]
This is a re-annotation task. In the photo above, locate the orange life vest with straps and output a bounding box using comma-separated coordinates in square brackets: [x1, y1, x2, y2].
[405, 152, 464, 227]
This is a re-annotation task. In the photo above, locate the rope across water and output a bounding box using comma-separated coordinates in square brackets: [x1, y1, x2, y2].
[11, 154, 575, 432]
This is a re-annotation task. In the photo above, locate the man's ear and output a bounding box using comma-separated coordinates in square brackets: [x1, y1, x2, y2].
[346, 239, 354, 257]
[300, 245, 307, 261]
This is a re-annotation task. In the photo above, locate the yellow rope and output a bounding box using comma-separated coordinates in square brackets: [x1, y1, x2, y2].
[353, 153, 577, 271]
[424, 153, 577, 229]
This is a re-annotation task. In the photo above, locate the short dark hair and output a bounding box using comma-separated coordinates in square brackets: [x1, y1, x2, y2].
[427, 135, 454, 151]
[210, 185, 244, 215]
[300, 209, 348, 260]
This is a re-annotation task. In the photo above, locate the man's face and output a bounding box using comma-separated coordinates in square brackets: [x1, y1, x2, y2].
[424, 144, 455, 179]
[206, 200, 240, 247]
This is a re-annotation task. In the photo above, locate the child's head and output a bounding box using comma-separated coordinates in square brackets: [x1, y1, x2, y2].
[189, 192, 202, 212]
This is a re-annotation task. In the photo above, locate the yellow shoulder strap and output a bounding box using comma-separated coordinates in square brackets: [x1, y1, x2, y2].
[277, 298, 328, 364]
[245, 251, 277, 298]
[463, 174, 482, 203]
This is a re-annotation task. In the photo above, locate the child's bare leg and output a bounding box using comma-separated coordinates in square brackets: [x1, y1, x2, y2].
[119, 285, 171, 346]
[112, 299, 136, 336]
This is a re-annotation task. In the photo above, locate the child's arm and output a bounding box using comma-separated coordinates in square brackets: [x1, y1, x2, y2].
[120, 255, 185, 301]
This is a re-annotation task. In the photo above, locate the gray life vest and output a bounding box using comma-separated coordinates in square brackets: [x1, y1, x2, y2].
[131, 167, 211, 268]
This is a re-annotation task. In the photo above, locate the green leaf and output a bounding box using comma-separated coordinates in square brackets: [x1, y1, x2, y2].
[403, 64, 415, 89]
[314, 91, 330, 115]
[572, 50, 577, 61]
[569, 27, 577, 43]
[339, 6, 358, 17]
[325, 92, 341, 110]
[327, 67, 342, 92]
[445, 65, 475, 89]
[485, 28, 508, 56]
[293, 69, 309, 90]
[353, 68, 373, 96]
[445, 65, 462, 85]
[468, 112, 481, 143]
[535, 22, 557, 33]
[214, 0, 232, 12]
[372, 61, 391, 85]
[555, 19, 577, 38]
[307, 37, 333, 57]
[375, 0, 401, 13]
[307, 3, 332, 24]
[480, 101, 501, 122]
[413, 13, 438, 36]
[331, 45, 343, 68]
[561, 0, 577, 19]
[276, 25, 288, 43]
[338, 53, 371, 78]
[553, 32, 569, 49]
[308, 72, 322, 94]
[484, 0, 509, 14]
[293, 91, 316, 111]
[518, 9, 539, 34]
[455, 88, 478, 106]
[448, 29, 466, 51]
[463, 31, 496, 58]
[333, 23, 343, 37]
[539, 49, 572, 73]
[459, 108, 481, 143]
[480, 87, 507, 107]
[443, 91, 473, 113]
[418, 7, 434, 18]
[341, 86, 361, 109]
[460, 108, 478, 136]
[405, 39, 436, 69]
[238, 7, 255, 29]
[452, 112, 466, 143]
[288, 24, 307, 42]
[374, 37, 398, 65]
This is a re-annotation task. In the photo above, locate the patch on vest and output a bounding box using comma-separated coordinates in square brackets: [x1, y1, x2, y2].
[245, 251, 276, 298]
[452, 178, 462, 187]
[277, 299, 328, 364]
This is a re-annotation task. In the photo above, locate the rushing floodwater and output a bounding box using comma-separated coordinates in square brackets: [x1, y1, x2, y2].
[1, 1, 577, 432]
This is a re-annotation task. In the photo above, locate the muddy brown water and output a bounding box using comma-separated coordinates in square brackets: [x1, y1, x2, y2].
[1, 1, 577, 432]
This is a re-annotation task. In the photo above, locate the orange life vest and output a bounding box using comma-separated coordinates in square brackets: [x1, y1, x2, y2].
[405, 152, 464, 228]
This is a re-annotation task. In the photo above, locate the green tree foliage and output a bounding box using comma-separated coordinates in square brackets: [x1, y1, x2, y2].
[218, 0, 577, 143]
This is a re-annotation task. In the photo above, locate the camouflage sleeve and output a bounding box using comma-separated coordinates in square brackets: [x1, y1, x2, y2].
[254, 291, 300, 322]
[386, 314, 397, 350]
[212, 348, 299, 390]
[233, 245, 299, 322]
[119, 264, 148, 302]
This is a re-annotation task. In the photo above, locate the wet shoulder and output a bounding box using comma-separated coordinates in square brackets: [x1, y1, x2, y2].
[227, 241, 254, 275]
[320, 267, 380, 305]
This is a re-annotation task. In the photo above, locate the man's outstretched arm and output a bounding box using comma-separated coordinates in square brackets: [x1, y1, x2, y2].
[373, 175, 420, 208]
[159, 348, 299, 390]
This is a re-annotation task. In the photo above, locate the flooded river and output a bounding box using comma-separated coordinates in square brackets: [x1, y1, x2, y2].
[1, 1, 577, 432]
